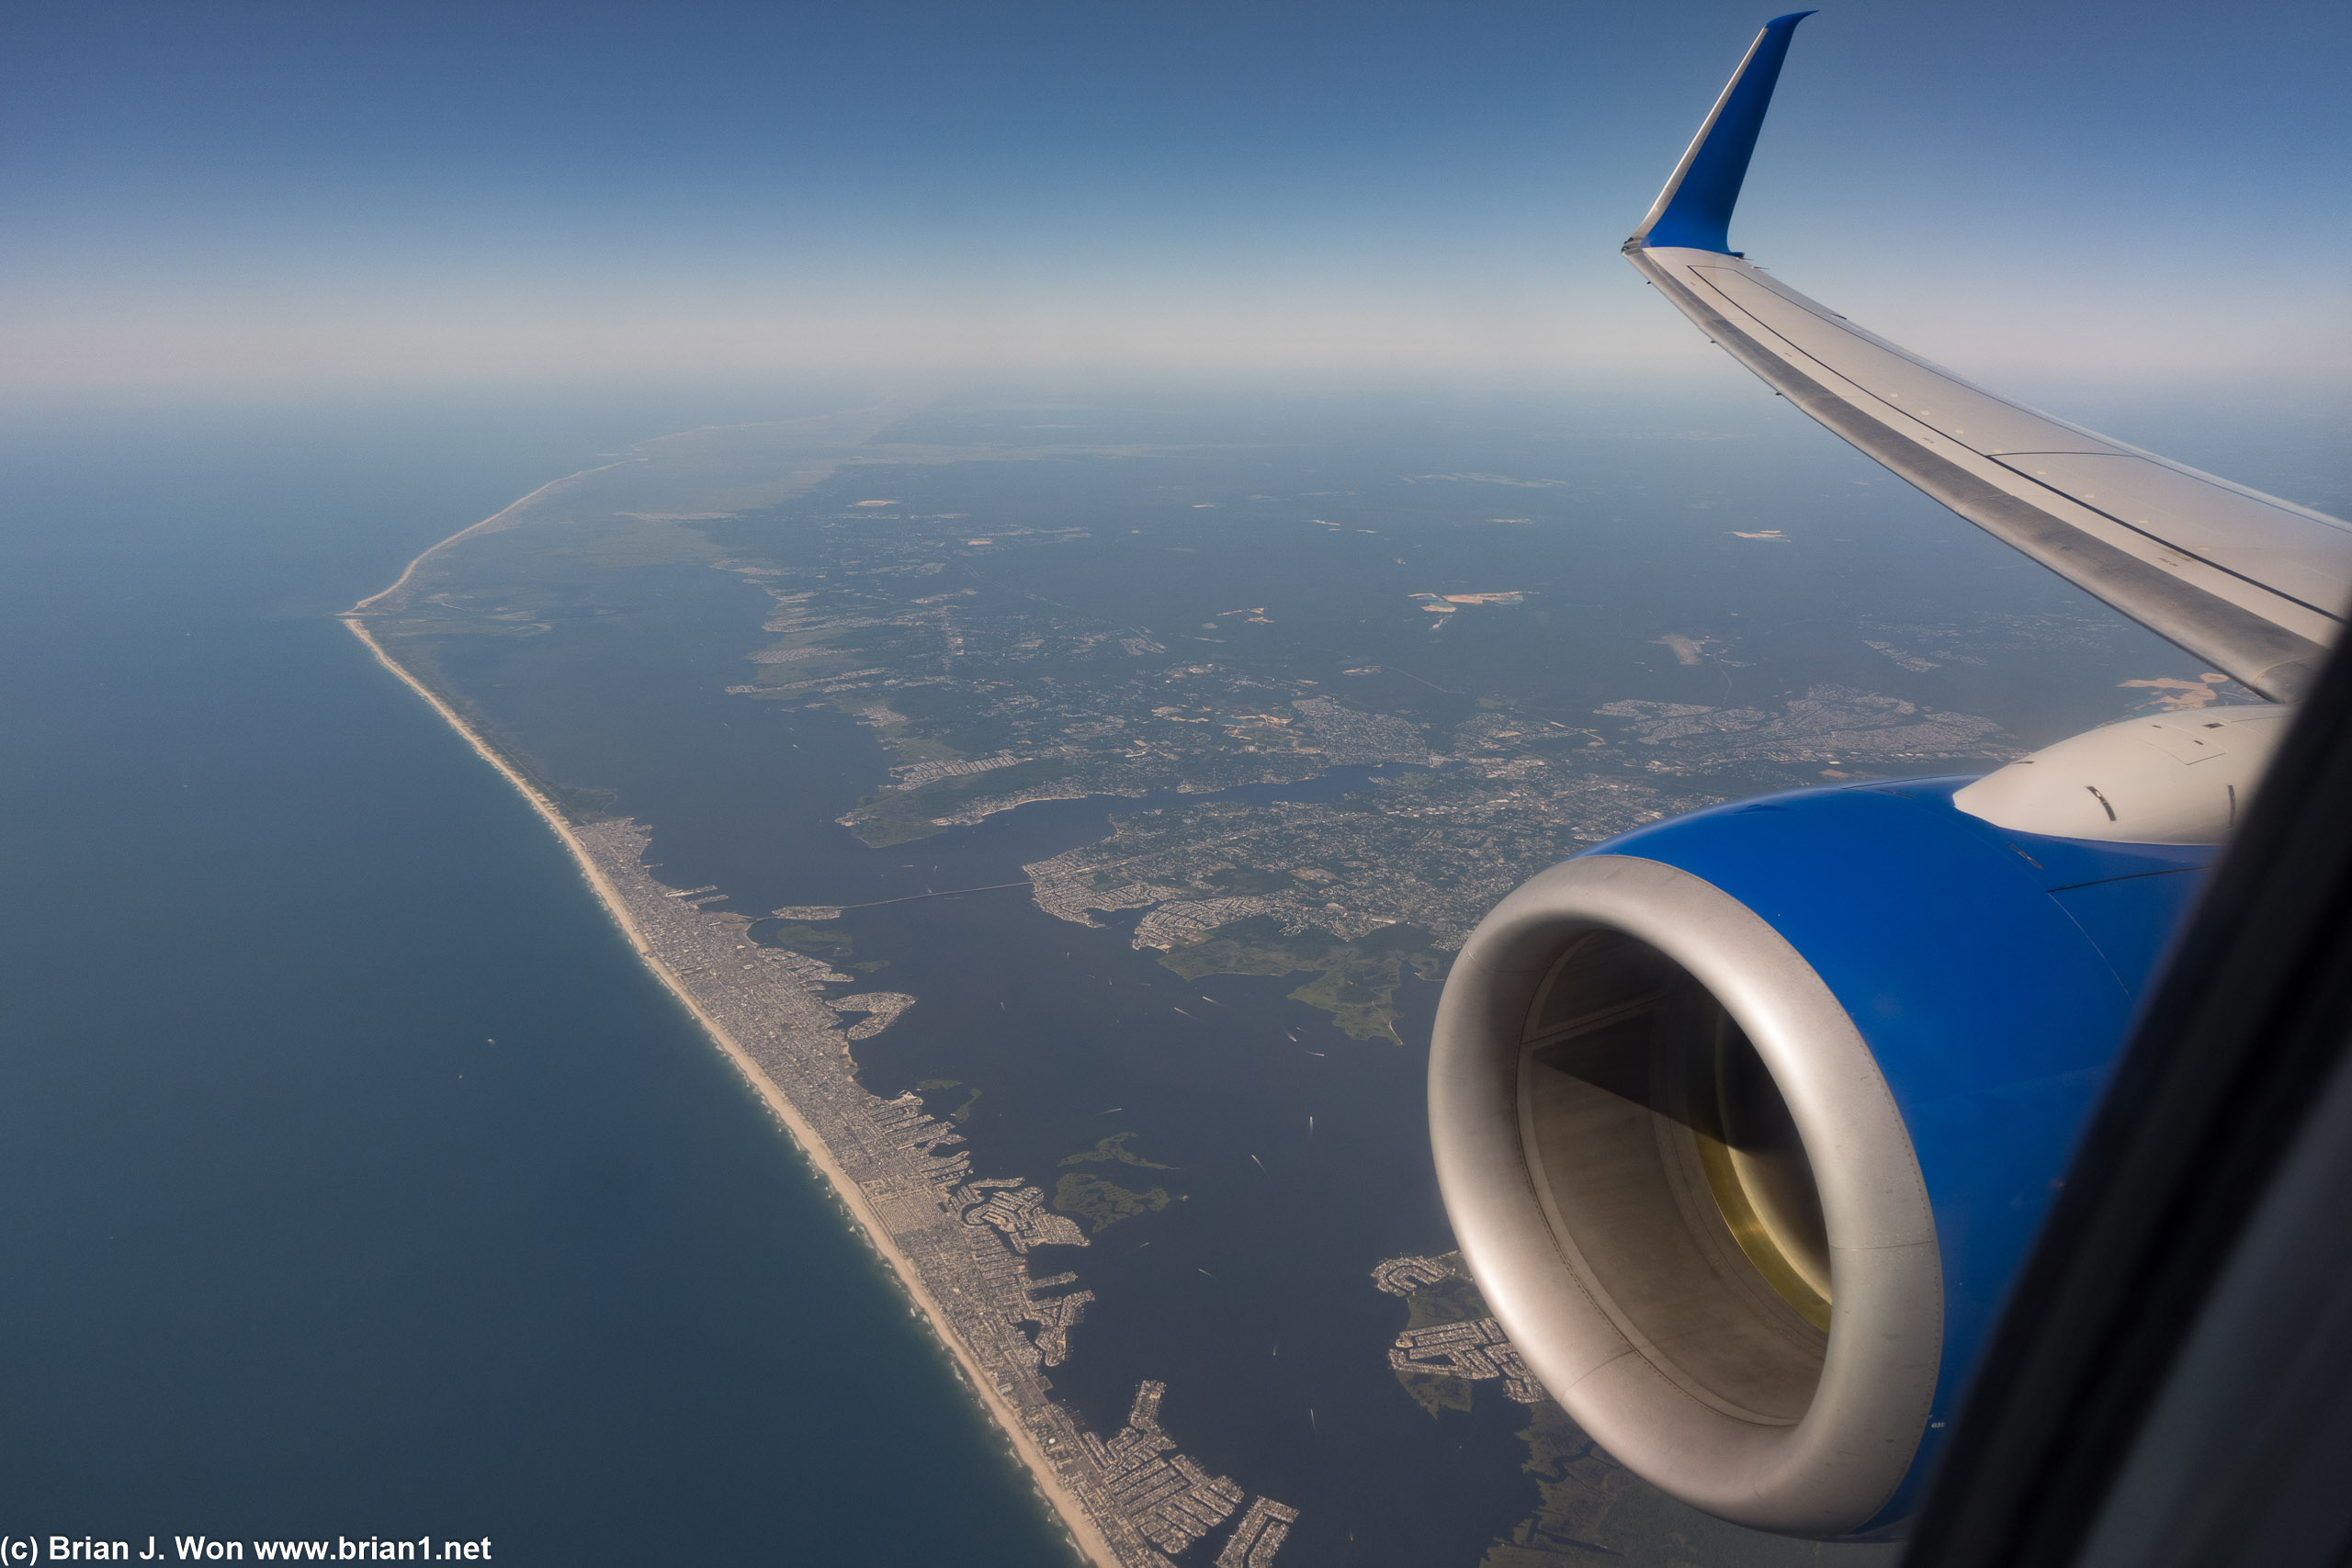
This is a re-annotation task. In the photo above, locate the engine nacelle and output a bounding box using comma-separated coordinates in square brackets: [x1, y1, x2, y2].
[1429, 778, 2212, 1538]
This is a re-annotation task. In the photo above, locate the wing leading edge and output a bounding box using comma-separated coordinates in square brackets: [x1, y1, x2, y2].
[1626, 15, 2350, 703]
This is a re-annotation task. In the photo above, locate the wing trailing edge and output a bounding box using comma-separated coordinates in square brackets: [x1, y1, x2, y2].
[1625, 18, 2349, 702]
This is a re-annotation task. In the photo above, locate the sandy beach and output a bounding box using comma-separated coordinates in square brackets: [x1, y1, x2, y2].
[348, 462, 626, 615]
[342, 518, 1118, 1565]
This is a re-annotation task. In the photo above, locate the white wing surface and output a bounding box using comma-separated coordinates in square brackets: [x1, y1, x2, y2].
[1626, 15, 2349, 702]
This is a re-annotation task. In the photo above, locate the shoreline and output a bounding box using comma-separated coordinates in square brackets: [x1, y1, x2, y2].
[349, 461, 628, 615]
[339, 581, 1117, 1565]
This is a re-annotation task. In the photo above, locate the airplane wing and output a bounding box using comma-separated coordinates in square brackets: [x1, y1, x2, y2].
[1623, 11, 2351, 704]
[1429, 16, 2351, 1543]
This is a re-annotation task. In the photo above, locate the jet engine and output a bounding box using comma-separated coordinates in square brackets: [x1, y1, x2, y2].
[1428, 768, 2223, 1538]
[1504, 0, 2341, 1531]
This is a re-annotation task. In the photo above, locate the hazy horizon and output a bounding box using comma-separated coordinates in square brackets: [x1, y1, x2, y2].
[6, 0, 2346, 390]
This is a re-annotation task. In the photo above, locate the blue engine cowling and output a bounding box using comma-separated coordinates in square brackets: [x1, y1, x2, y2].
[1427, 777, 2209, 1539]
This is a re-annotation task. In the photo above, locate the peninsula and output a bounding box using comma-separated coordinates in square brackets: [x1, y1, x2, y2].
[344, 432, 1300, 1568]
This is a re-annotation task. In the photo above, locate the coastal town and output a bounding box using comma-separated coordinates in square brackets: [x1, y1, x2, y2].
[1371, 1256, 1544, 1405]
[575, 814, 1296, 1567]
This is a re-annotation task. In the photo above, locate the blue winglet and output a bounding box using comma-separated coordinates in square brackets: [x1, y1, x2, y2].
[1631, 11, 1815, 254]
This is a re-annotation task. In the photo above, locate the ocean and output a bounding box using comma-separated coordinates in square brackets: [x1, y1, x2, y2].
[0, 380, 1074, 1562]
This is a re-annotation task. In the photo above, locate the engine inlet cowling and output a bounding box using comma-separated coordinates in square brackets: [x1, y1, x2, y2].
[1430, 780, 2214, 1539]
[1433, 852, 1940, 1537]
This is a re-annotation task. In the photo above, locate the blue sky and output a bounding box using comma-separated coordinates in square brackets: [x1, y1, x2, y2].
[6, 0, 2346, 385]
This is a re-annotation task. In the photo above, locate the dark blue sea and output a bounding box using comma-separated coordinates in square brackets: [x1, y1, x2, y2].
[0, 379, 1076, 1562]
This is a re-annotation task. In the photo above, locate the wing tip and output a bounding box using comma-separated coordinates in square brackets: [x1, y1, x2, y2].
[1629, 11, 1816, 255]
